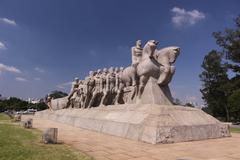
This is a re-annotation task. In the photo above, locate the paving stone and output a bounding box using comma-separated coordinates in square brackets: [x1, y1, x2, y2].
[21, 115, 240, 160]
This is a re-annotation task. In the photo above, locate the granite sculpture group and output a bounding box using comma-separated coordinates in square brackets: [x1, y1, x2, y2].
[47, 40, 180, 110]
[40, 40, 230, 144]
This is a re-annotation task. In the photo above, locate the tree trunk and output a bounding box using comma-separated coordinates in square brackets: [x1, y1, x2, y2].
[224, 105, 230, 122]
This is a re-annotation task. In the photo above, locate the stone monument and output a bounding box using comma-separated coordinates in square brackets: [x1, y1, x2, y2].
[36, 40, 230, 144]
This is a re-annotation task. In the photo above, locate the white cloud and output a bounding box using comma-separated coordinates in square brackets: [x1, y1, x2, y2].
[34, 67, 45, 73]
[16, 77, 28, 82]
[0, 41, 6, 50]
[34, 77, 41, 81]
[0, 17, 17, 26]
[171, 7, 205, 27]
[0, 63, 21, 74]
[56, 81, 72, 90]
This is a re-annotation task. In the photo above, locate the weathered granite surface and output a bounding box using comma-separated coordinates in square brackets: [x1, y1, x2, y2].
[42, 40, 230, 144]
[50, 96, 68, 110]
[36, 104, 230, 144]
[48, 40, 180, 110]
[42, 128, 58, 144]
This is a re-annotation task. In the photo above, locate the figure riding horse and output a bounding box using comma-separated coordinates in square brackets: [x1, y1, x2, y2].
[118, 40, 180, 102]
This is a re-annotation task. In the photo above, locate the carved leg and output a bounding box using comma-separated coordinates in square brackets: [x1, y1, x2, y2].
[114, 91, 120, 105]
[158, 66, 170, 85]
[138, 76, 148, 99]
[83, 93, 89, 108]
[100, 91, 108, 106]
[130, 86, 137, 100]
[88, 92, 97, 108]
[70, 99, 74, 108]
[80, 96, 85, 109]
[165, 66, 175, 84]
[114, 84, 124, 105]
[131, 74, 137, 86]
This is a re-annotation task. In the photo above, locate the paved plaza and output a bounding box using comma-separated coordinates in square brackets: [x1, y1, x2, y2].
[23, 115, 240, 160]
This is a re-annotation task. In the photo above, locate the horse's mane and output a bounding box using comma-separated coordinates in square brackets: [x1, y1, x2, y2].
[155, 46, 178, 55]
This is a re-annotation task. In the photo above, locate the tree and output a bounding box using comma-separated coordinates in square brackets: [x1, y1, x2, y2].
[228, 89, 240, 121]
[200, 15, 240, 122]
[199, 50, 229, 121]
[185, 103, 195, 108]
[0, 97, 29, 111]
[213, 16, 240, 74]
[30, 102, 48, 111]
[48, 90, 68, 99]
[173, 98, 183, 105]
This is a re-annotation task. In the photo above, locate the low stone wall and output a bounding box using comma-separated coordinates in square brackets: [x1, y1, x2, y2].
[36, 104, 230, 144]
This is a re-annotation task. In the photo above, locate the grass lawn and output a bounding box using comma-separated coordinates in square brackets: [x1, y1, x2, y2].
[0, 113, 10, 120]
[230, 127, 240, 133]
[0, 113, 92, 160]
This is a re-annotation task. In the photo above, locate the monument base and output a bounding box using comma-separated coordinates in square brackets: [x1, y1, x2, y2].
[35, 104, 230, 144]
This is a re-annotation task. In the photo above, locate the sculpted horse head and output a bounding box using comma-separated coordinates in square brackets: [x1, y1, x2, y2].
[142, 40, 159, 61]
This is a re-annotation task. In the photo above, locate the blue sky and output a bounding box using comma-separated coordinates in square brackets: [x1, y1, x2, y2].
[0, 0, 239, 105]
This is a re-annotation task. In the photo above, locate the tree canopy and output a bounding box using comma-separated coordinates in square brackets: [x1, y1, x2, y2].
[200, 16, 240, 122]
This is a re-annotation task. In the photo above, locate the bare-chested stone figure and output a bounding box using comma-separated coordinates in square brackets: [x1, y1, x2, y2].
[131, 40, 143, 67]
[47, 94, 53, 110]
[114, 67, 125, 104]
[100, 67, 115, 106]
[98, 68, 108, 106]
[88, 69, 102, 108]
[77, 80, 85, 108]
[68, 77, 79, 108]
[83, 71, 96, 108]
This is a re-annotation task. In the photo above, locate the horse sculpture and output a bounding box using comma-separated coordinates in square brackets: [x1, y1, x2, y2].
[120, 40, 180, 100]
[48, 40, 180, 110]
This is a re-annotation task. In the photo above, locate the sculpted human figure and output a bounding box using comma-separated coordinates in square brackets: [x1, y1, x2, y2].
[137, 41, 180, 98]
[88, 69, 102, 108]
[98, 68, 108, 106]
[77, 80, 85, 108]
[119, 40, 180, 101]
[131, 40, 143, 67]
[100, 67, 115, 106]
[74, 88, 81, 108]
[68, 77, 80, 108]
[100, 68, 108, 93]
[46, 94, 53, 110]
[83, 71, 96, 108]
[118, 40, 143, 88]
[114, 67, 125, 105]
[114, 67, 120, 92]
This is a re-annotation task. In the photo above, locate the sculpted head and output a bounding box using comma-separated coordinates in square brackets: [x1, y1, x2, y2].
[89, 71, 96, 77]
[103, 68, 107, 72]
[102, 68, 108, 75]
[97, 69, 102, 74]
[120, 67, 124, 71]
[74, 77, 79, 83]
[148, 40, 159, 46]
[108, 67, 114, 73]
[147, 40, 159, 50]
[136, 40, 142, 48]
[114, 67, 119, 73]
[142, 40, 159, 57]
